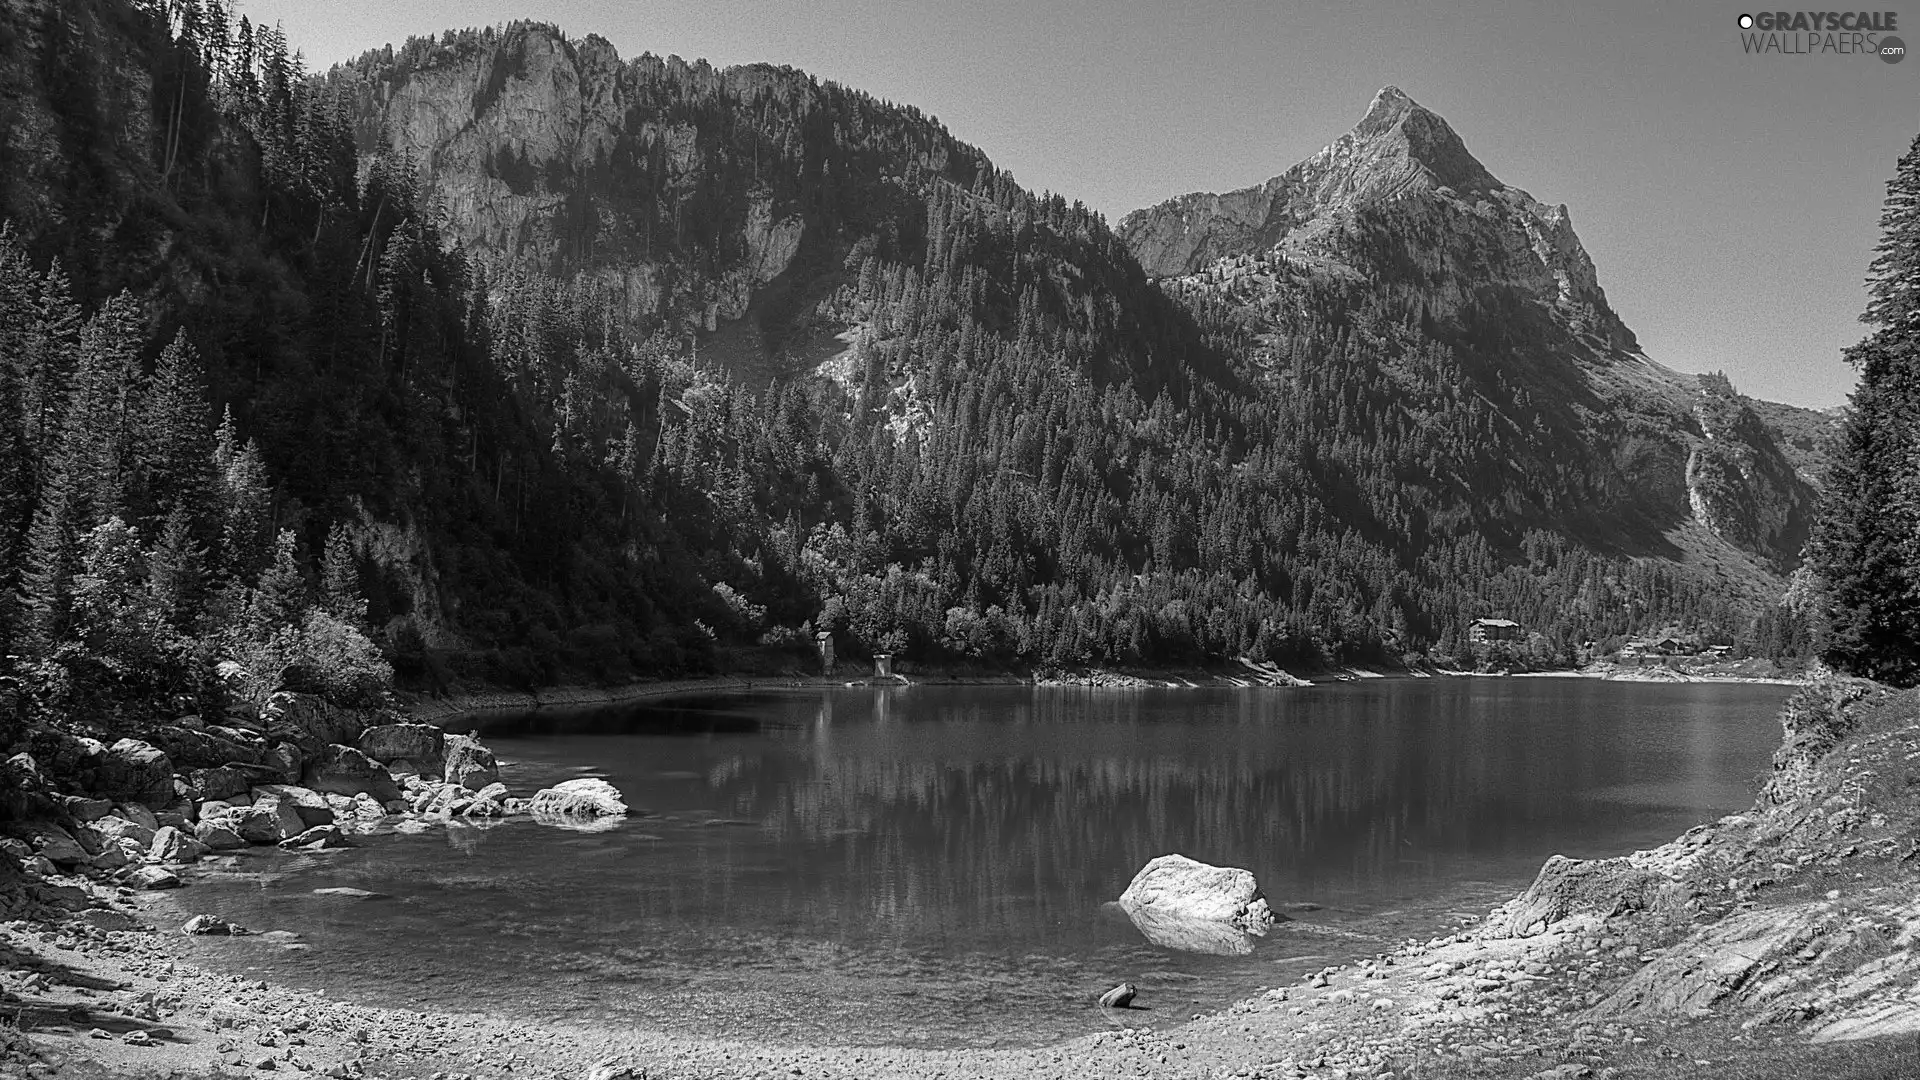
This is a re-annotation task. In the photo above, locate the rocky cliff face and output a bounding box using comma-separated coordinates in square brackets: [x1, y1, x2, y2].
[1119, 87, 1816, 574]
[334, 27, 881, 369]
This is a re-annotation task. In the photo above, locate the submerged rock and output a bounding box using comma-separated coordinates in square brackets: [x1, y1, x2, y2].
[1118, 853, 1277, 941]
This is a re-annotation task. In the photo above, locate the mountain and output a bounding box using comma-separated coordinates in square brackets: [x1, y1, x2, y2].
[1118, 87, 1818, 592]
[0, 6, 1827, 705]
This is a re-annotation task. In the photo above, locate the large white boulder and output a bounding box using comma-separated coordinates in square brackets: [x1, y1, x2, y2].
[1118, 854, 1277, 934]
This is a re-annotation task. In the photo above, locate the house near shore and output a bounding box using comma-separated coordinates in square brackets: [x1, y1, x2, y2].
[1468, 618, 1522, 645]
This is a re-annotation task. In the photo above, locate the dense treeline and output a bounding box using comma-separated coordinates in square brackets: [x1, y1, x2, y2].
[0, 2, 1805, 721]
[1810, 132, 1920, 686]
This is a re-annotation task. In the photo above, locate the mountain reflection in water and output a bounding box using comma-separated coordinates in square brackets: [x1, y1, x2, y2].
[173, 679, 1790, 1047]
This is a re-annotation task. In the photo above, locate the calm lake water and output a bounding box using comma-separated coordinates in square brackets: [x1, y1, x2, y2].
[173, 678, 1792, 1048]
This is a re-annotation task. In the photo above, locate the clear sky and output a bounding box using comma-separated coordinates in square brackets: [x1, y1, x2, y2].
[243, 0, 1919, 409]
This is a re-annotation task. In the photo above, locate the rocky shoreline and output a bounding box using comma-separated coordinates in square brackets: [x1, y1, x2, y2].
[3, 680, 1917, 1080]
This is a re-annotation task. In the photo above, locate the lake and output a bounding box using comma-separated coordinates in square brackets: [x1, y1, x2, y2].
[171, 678, 1793, 1048]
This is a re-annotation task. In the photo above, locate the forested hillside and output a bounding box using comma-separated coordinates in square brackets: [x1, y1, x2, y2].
[0, 1, 1831, 725]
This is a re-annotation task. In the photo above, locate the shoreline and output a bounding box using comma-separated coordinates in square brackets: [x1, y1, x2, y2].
[7, 682, 1896, 1080]
[401, 662, 1811, 727]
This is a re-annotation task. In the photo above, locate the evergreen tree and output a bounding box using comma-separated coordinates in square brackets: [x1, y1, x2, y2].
[212, 408, 274, 584]
[139, 330, 216, 526]
[149, 504, 206, 633]
[248, 528, 307, 632]
[319, 521, 365, 625]
[1810, 131, 1920, 686]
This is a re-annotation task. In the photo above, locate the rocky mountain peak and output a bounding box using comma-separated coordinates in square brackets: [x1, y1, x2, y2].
[1342, 85, 1498, 198]
[1117, 87, 1626, 354]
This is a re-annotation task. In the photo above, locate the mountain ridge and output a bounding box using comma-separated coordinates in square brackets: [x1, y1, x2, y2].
[1116, 85, 1817, 585]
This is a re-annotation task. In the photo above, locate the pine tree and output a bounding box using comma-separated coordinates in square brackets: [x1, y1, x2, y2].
[248, 528, 307, 631]
[319, 521, 365, 625]
[1864, 133, 1920, 329]
[1810, 130, 1920, 686]
[148, 504, 206, 633]
[140, 330, 216, 526]
[212, 408, 274, 584]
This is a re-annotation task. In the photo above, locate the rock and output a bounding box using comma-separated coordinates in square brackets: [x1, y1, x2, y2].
[151, 825, 210, 863]
[183, 913, 246, 936]
[527, 778, 627, 818]
[115, 802, 160, 832]
[194, 820, 247, 851]
[302, 745, 401, 803]
[75, 909, 137, 931]
[1, 752, 60, 822]
[350, 793, 386, 819]
[144, 724, 270, 770]
[234, 794, 306, 844]
[23, 854, 57, 877]
[442, 733, 499, 788]
[35, 882, 91, 910]
[64, 796, 114, 821]
[585, 1059, 641, 1080]
[311, 886, 386, 899]
[95, 739, 175, 806]
[1487, 855, 1665, 938]
[1527, 1066, 1594, 1080]
[122, 1029, 155, 1046]
[88, 845, 131, 870]
[182, 765, 256, 802]
[356, 723, 444, 775]
[265, 741, 304, 784]
[264, 692, 368, 754]
[278, 824, 351, 851]
[465, 781, 509, 816]
[1118, 854, 1278, 935]
[90, 810, 151, 853]
[10, 821, 88, 865]
[1099, 982, 1137, 1008]
[251, 784, 335, 827]
[125, 866, 181, 890]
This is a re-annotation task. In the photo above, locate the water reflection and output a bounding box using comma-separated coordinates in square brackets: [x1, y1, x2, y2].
[177, 679, 1790, 1048]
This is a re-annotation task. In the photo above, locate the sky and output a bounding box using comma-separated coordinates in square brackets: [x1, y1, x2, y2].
[242, 0, 1920, 409]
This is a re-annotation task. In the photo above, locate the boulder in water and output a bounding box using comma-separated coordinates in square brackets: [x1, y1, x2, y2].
[528, 778, 627, 819]
[302, 745, 402, 803]
[1118, 854, 1277, 946]
[442, 733, 498, 788]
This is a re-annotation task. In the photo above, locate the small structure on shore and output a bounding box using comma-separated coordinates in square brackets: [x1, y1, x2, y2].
[1469, 618, 1522, 645]
[873, 652, 893, 678]
[815, 631, 835, 675]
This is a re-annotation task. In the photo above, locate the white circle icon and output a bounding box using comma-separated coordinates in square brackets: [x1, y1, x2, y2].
[1738, 13, 1754, 28]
